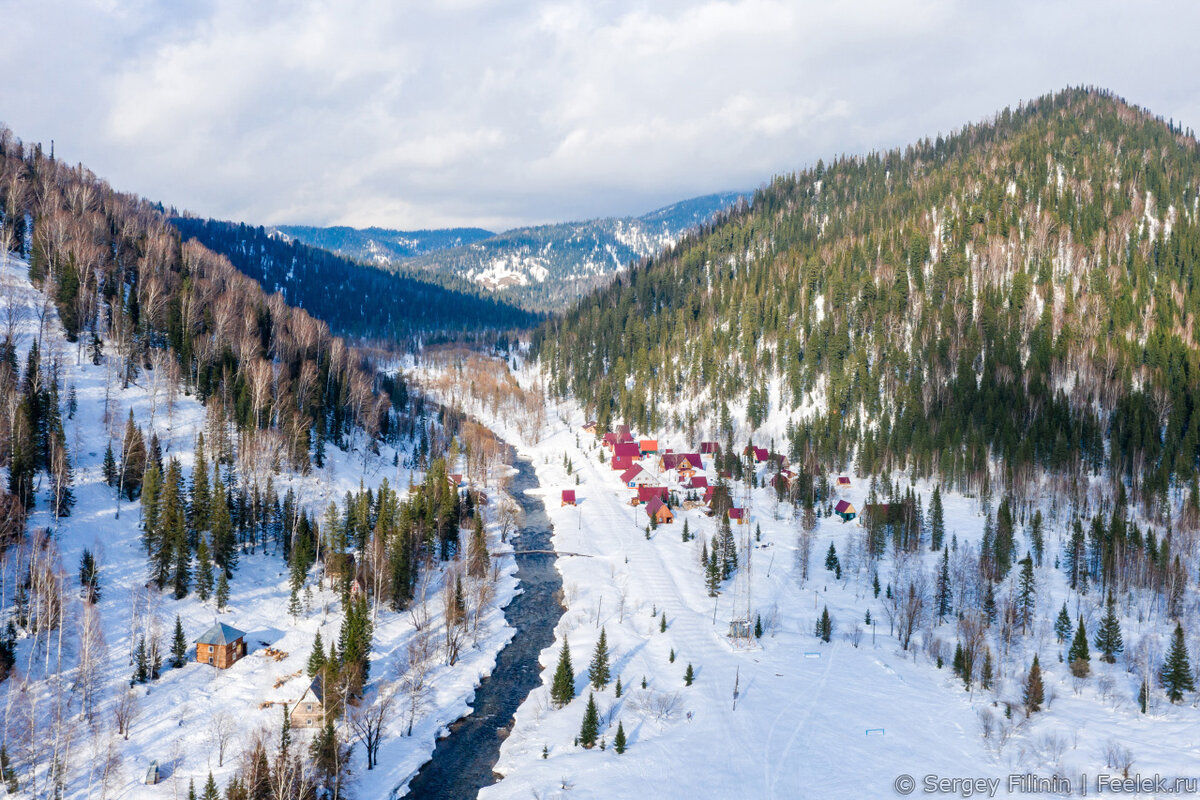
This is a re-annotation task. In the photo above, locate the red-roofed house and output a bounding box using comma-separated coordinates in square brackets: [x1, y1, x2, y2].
[561, 490, 576, 506]
[700, 441, 720, 455]
[837, 476, 852, 488]
[582, 421, 597, 434]
[835, 499, 857, 521]
[684, 476, 709, 491]
[728, 507, 746, 524]
[614, 442, 641, 461]
[448, 473, 464, 487]
[602, 432, 618, 450]
[612, 455, 634, 472]
[639, 439, 659, 455]
[634, 486, 669, 505]
[620, 464, 659, 488]
[660, 453, 703, 478]
[646, 497, 674, 524]
[744, 446, 769, 463]
[616, 424, 634, 444]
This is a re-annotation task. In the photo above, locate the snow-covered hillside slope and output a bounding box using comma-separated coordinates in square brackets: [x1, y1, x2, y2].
[0, 253, 519, 799]
[418, 356, 1200, 800]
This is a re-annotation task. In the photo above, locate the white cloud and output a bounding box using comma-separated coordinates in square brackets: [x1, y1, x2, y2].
[1, 0, 1198, 230]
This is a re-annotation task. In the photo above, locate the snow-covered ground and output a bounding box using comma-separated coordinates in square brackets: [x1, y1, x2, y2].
[0, 253, 521, 799]
[416, 356, 1200, 800]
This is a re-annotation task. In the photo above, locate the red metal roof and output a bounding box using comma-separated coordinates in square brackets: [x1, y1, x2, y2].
[614, 442, 641, 459]
[637, 486, 668, 503]
[562, 490, 576, 503]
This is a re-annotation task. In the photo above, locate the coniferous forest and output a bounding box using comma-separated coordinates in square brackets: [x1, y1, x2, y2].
[535, 88, 1200, 515]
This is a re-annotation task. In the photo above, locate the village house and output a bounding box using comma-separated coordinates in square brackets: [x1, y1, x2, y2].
[835, 499, 857, 521]
[836, 476, 852, 488]
[448, 473, 464, 488]
[728, 507, 747, 525]
[660, 452, 703, 479]
[602, 432, 618, 450]
[194, 622, 247, 669]
[639, 439, 659, 455]
[290, 674, 326, 728]
[633, 486, 669, 505]
[620, 464, 661, 488]
[562, 489, 577, 506]
[582, 421, 597, 434]
[744, 446, 769, 463]
[613, 441, 641, 462]
[646, 496, 674, 524]
[615, 424, 634, 444]
[700, 441, 720, 455]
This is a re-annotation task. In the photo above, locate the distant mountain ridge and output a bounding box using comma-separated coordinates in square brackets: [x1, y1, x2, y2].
[275, 191, 748, 311]
[273, 225, 495, 263]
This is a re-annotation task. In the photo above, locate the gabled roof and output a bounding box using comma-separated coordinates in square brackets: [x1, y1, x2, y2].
[661, 453, 702, 471]
[616, 424, 634, 443]
[195, 622, 245, 646]
[637, 486, 668, 503]
[835, 499, 856, 513]
[562, 490, 576, 503]
[613, 442, 641, 458]
[620, 464, 645, 484]
[603, 432, 618, 445]
[700, 441, 720, 454]
[728, 507, 745, 520]
[837, 476, 852, 485]
[685, 476, 709, 489]
[645, 496, 671, 517]
[300, 673, 325, 703]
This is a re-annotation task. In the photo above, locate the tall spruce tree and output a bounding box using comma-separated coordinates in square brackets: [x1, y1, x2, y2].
[935, 547, 951, 623]
[1023, 654, 1044, 715]
[588, 627, 611, 690]
[171, 615, 188, 668]
[929, 485, 945, 551]
[1094, 593, 1124, 664]
[551, 640, 575, 707]
[1016, 554, 1036, 635]
[1068, 616, 1091, 677]
[1054, 602, 1072, 643]
[578, 693, 600, 748]
[1161, 622, 1195, 703]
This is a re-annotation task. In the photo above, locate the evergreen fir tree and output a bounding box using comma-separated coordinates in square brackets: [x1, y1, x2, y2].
[825, 542, 839, 572]
[614, 676, 622, 698]
[468, 514, 489, 579]
[171, 536, 191, 599]
[1138, 678, 1149, 713]
[188, 777, 196, 800]
[929, 484, 945, 551]
[705, 539, 722, 597]
[659, 612, 667, 632]
[1023, 654, 1044, 715]
[1094, 592, 1125, 664]
[614, 720, 627, 754]
[754, 614, 763, 638]
[102, 442, 117, 487]
[1016, 554, 1036, 635]
[982, 583, 997, 625]
[216, 572, 230, 611]
[195, 536, 214, 602]
[669, 648, 675, 663]
[1030, 509, 1045, 567]
[588, 628, 611, 690]
[551, 640, 575, 707]
[872, 573, 880, 598]
[684, 663, 694, 685]
[578, 693, 600, 748]
[79, 548, 100, 603]
[307, 631, 326, 678]
[980, 648, 994, 691]
[1068, 616, 1091, 677]
[952, 641, 965, 680]
[935, 547, 951, 623]
[1161, 622, 1195, 703]
[1054, 602, 1072, 643]
[815, 606, 832, 642]
[134, 636, 148, 683]
[171, 614, 188, 668]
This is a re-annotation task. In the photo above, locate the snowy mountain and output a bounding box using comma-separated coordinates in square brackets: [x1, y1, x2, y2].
[277, 191, 748, 312]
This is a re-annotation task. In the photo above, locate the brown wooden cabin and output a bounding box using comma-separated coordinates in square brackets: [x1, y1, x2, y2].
[195, 622, 247, 669]
[646, 497, 674, 524]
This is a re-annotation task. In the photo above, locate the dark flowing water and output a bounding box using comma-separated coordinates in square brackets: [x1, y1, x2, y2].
[400, 452, 563, 799]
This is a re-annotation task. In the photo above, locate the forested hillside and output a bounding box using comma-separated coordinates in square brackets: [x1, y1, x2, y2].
[535, 88, 1200, 514]
[171, 217, 537, 340]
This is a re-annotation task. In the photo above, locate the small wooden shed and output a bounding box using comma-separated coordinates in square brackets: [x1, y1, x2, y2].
[561, 489, 576, 506]
[834, 499, 857, 522]
[290, 674, 326, 729]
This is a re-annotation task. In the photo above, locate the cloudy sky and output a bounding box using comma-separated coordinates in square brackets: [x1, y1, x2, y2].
[2, 0, 1198, 231]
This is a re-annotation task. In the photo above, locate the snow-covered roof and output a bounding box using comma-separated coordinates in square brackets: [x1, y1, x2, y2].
[195, 622, 246, 646]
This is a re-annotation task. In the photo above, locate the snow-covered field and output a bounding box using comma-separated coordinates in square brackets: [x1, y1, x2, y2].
[0, 254, 521, 799]
[422, 358, 1200, 800]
